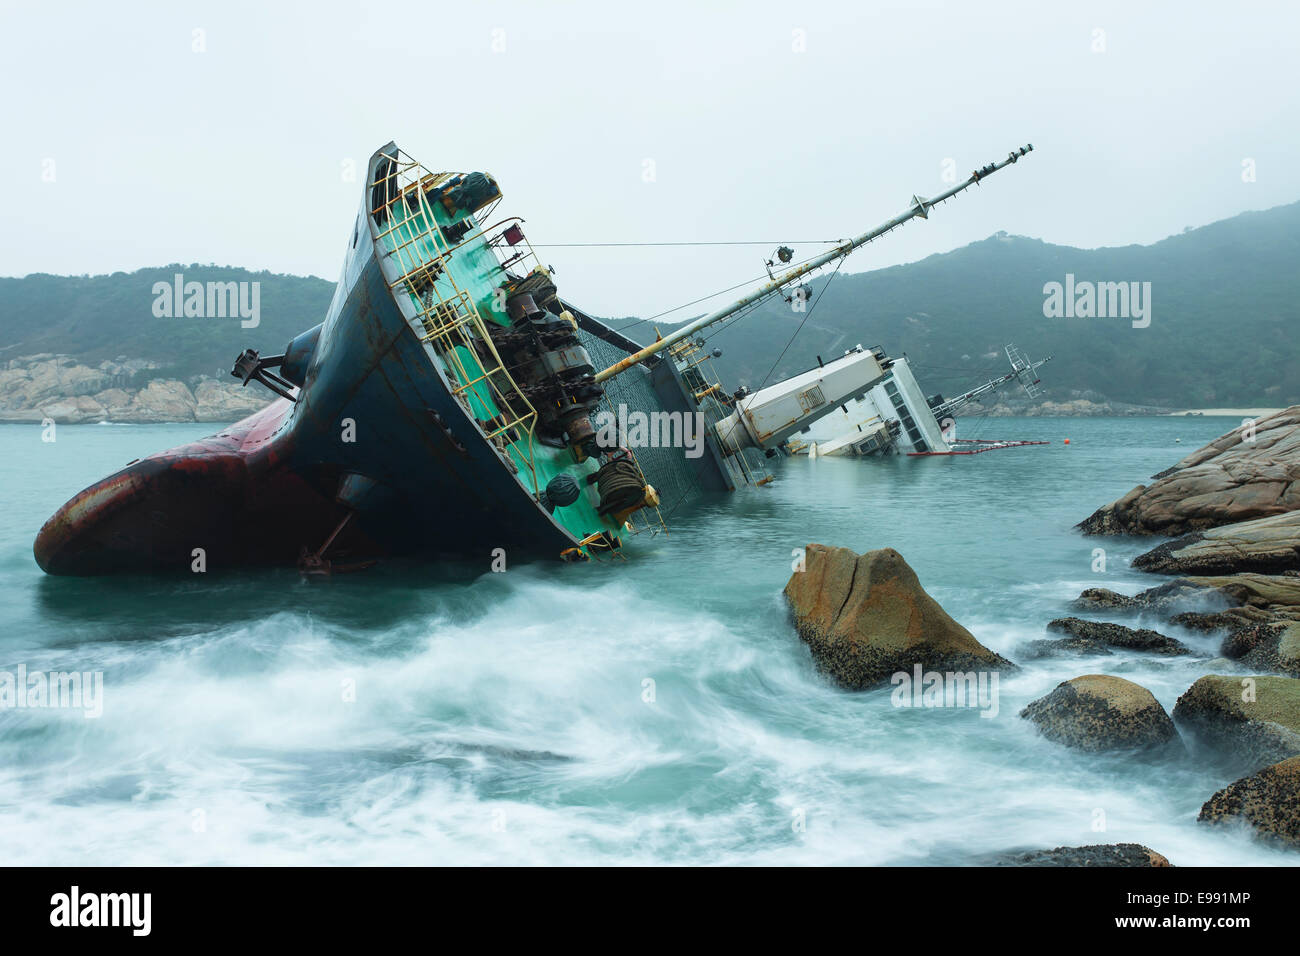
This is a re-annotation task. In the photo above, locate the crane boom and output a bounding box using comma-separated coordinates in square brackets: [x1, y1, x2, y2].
[593, 143, 1035, 384]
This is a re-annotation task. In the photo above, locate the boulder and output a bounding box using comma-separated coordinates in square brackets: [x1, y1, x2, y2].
[1173, 674, 1300, 772]
[37, 394, 107, 424]
[1070, 580, 1231, 614]
[1074, 575, 1300, 623]
[1176, 572, 1300, 611]
[1078, 406, 1300, 535]
[1031, 617, 1190, 656]
[783, 544, 1014, 690]
[1020, 675, 1180, 752]
[92, 387, 135, 417]
[1133, 512, 1300, 576]
[1198, 756, 1300, 849]
[996, 843, 1173, 867]
[0, 349, 267, 425]
[17, 358, 111, 404]
[1221, 622, 1300, 677]
[1071, 587, 1146, 613]
[1022, 636, 1116, 659]
[125, 379, 197, 422]
[193, 379, 270, 422]
[1170, 607, 1285, 633]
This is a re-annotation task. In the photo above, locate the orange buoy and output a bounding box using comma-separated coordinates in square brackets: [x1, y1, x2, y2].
[1063, 438, 1070, 444]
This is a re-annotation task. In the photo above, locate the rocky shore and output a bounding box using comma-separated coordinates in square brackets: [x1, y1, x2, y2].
[782, 411, 1300, 862]
[0, 354, 269, 424]
[1065, 406, 1300, 854]
[1077, 406, 1300, 535]
[2, 356, 1211, 424]
[975, 397, 1179, 417]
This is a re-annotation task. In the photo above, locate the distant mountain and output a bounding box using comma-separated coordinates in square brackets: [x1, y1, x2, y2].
[628, 200, 1300, 409]
[0, 266, 334, 382]
[1, 201, 1296, 408]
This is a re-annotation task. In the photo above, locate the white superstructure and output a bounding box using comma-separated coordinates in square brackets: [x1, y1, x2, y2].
[787, 344, 1052, 458]
[714, 346, 892, 455]
[787, 356, 948, 457]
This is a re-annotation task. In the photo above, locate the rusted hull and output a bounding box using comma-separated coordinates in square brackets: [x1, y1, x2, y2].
[35, 194, 576, 575]
[32, 402, 349, 574]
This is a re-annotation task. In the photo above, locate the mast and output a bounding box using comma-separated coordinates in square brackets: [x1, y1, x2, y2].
[931, 346, 1053, 421]
[594, 143, 1034, 384]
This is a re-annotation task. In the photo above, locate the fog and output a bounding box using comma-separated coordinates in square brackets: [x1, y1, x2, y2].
[1, 0, 1296, 319]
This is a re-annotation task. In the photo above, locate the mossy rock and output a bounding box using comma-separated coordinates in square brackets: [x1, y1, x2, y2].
[1021, 675, 1180, 753]
[1199, 756, 1300, 850]
[996, 843, 1173, 867]
[1172, 674, 1300, 772]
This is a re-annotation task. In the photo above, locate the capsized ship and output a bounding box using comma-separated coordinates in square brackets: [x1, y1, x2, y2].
[786, 344, 1053, 457]
[34, 142, 1033, 574]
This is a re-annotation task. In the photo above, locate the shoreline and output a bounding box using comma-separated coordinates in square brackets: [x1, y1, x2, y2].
[0, 407, 1285, 426]
[1160, 407, 1285, 417]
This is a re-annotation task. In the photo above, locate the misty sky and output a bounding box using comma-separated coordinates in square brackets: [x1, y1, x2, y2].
[2, 0, 1297, 320]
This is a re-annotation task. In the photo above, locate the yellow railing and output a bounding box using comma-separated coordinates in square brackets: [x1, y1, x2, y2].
[368, 149, 544, 494]
[368, 147, 666, 547]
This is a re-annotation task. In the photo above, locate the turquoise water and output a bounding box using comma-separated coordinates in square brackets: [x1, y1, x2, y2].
[1, 417, 1295, 865]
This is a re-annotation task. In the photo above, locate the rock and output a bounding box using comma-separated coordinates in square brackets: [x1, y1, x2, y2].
[1170, 608, 1284, 633]
[1177, 572, 1300, 612]
[1223, 622, 1300, 677]
[1078, 406, 1300, 536]
[1022, 637, 1115, 659]
[976, 398, 1174, 418]
[1133, 512, 1300, 576]
[1020, 675, 1180, 752]
[1074, 575, 1300, 622]
[1072, 580, 1229, 616]
[783, 544, 1015, 690]
[37, 394, 107, 424]
[1198, 756, 1300, 849]
[193, 379, 270, 422]
[0, 352, 261, 425]
[122, 379, 197, 422]
[1172, 675, 1300, 771]
[92, 387, 135, 417]
[996, 843, 1173, 867]
[1071, 587, 1144, 612]
[1040, 617, 1190, 656]
[5, 358, 111, 405]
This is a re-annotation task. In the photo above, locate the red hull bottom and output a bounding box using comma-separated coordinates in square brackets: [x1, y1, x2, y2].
[34, 401, 370, 575]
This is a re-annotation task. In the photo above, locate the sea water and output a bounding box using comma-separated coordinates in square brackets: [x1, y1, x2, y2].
[1, 417, 1294, 866]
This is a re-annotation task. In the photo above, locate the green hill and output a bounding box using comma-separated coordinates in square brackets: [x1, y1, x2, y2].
[1, 200, 1296, 408]
[0, 266, 334, 382]
[648, 200, 1300, 408]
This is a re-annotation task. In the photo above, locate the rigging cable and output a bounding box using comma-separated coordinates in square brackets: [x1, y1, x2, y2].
[609, 246, 849, 336]
[753, 257, 847, 392]
[529, 239, 843, 248]
[664, 259, 848, 523]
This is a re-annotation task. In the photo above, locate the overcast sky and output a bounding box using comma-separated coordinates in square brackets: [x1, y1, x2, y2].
[2, 0, 1297, 319]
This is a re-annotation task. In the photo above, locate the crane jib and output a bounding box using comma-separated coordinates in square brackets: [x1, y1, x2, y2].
[592, 143, 1034, 385]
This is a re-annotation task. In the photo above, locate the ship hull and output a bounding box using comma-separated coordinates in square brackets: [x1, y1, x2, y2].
[35, 177, 580, 575]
